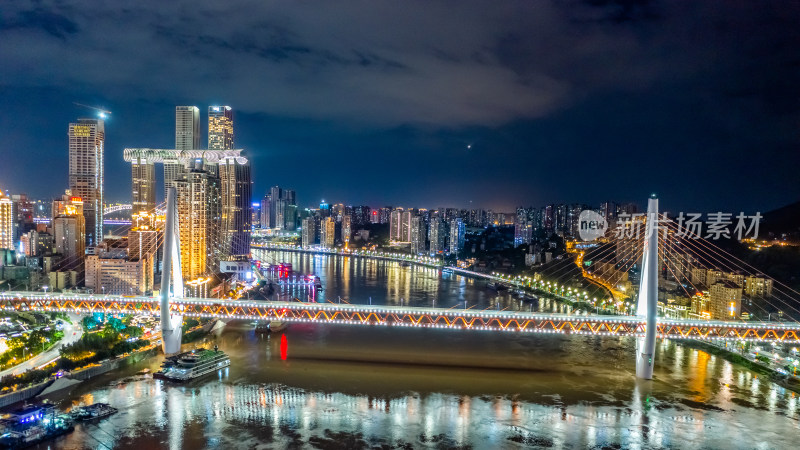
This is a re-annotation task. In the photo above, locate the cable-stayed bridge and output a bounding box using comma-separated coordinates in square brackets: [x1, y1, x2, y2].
[11, 193, 800, 379]
[1, 292, 799, 343]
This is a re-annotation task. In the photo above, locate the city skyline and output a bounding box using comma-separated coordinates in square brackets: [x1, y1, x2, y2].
[1, 2, 799, 213]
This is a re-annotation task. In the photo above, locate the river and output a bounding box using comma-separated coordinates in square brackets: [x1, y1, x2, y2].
[33, 250, 800, 449]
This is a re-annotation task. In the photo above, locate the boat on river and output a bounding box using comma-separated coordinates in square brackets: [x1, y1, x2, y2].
[70, 403, 118, 421]
[154, 346, 230, 382]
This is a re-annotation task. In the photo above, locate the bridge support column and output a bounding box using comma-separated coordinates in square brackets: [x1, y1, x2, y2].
[635, 195, 659, 379]
[160, 187, 184, 354]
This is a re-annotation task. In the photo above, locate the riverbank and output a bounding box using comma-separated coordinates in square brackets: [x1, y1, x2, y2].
[0, 319, 218, 410]
[677, 339, 800, 393]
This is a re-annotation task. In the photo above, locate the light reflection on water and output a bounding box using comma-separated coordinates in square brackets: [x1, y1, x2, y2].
[33, 251, 800, 449]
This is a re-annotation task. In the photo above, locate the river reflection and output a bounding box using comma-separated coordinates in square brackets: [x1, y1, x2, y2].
[34, 251, 800, 449]
[253, 249, 573, 314]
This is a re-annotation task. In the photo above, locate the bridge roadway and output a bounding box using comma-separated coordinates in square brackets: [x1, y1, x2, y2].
[1, 292, 799, 343]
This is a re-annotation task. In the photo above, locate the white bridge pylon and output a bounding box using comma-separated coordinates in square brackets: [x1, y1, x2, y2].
[160, 187, 184, 354]
[635, 194, 659, 379]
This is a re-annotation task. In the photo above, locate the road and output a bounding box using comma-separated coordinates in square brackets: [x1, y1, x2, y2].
[0, 314, 83, 378]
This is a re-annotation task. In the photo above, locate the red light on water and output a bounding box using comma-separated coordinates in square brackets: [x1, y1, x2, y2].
[280, 334, 288, 360]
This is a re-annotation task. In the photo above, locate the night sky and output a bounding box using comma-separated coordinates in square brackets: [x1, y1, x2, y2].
[1, 1, 799, 213]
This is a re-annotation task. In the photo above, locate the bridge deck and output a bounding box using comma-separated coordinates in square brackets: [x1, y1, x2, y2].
[1, 292, 798, 343]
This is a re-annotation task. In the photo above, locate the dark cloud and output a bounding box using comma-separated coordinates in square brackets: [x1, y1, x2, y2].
[0, 0, 799, 212]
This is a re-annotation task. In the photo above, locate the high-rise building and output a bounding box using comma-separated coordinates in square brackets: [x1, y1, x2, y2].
[449, 218, 465, 256]
[401, 210, 413, 242]
[175, 168, 220, 280]
[260, 194, 271, 229]
[320, 217, 335, 248]
[175, 106, 200, 149]
[52, 192, 85, 264]
[428, 219, 446, 255]
[341, 215, 352, 246]
[10, 193, 33, 242]
[219, 156, 251, 260]
[352, 206, 371, 226]
[208, 106, 233, 150]
[68, 118, 104, 246]
[0, 190, 13, 250]
[745, 275, 774, 298]
[378, 207, 391, 224]
[410, 216, 427, 254]
[131, 156, 156, 215]
[251, 202, 261, 229]
[167, 106, 201, 199]
[709, 280, 742, 320]
[514, 207, 534, 246]
[390, 209, 402, 241]
[302, 217, 316, 247]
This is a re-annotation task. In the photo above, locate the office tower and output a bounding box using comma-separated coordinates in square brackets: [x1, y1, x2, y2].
[410, 216, 427, 254]
[0, 190, 12, 250]
[167, 107, 199, 199]
[302, 217, 316, 247]
[208, 106, 233, 150]
[175, 106, 200, 149]
[175, 169, 220, 280]
[131, 156, 156, 215]
[428, 219, 446, 255]
[709, 280, 742, 320]
[68, 118, 104, 246]
[449, 218, 465, 256]
[320, 217, 335, 248]
[52, 192, 85, 263]
[219, 156, 251, 260]
[341, 215, 352, 245]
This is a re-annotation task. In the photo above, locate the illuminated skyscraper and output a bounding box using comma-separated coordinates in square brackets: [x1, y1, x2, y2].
[175, 168, 220, 280]
[68, 118, 104, 246]
[341, 215, 352, 245]
[0, 190, 13, 250]
[428, 219, 446, 255]
[320, 217, 335, 248]
[208, 106, 233, 150]
[449, 218, 465, 256]
[219, 156, 251, 260]
[166, 106, 200, 198]
[131, 156, 156, 215]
